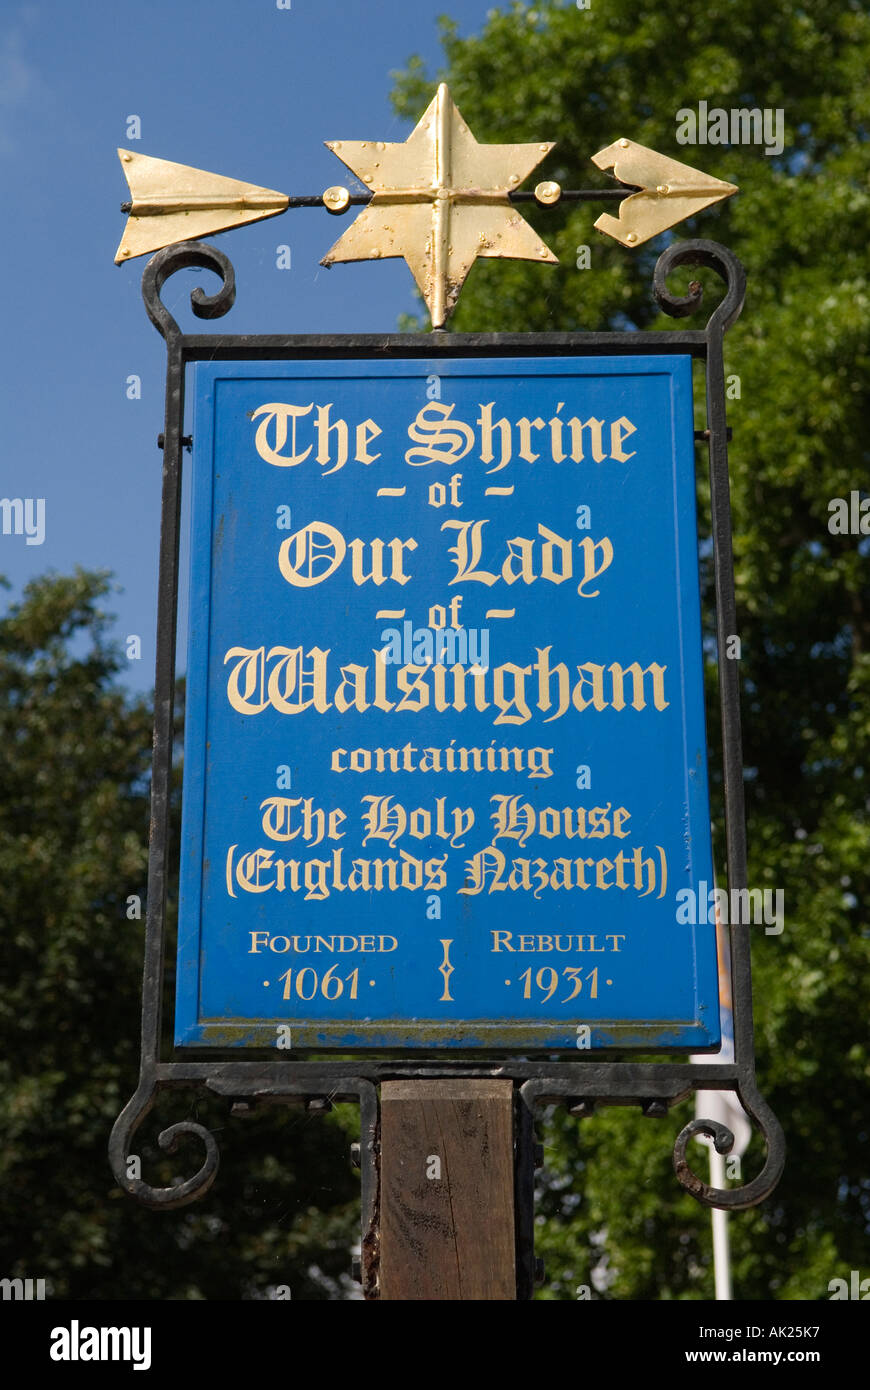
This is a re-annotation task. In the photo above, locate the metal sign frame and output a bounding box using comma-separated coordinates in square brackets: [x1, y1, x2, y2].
[110, 238, 784, 1259]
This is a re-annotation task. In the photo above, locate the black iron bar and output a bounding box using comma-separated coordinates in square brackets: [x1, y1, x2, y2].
[120, 188, 634, 216]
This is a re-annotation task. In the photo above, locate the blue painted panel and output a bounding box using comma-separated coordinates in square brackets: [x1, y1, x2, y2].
[175, 356, 719, 1050]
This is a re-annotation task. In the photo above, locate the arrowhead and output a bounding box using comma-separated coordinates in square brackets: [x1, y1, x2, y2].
[590, 139, 737, 247]
[114, 150, 289, 263]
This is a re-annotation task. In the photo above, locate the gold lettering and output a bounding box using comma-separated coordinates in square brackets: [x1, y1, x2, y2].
[425, 855, 449, 891]
[275, 858, 301, 893]
[260, 798, 347, 844]
[509, 860, 533, 893]
[517, 416, 545, 463]
[356, 418, 382, 463]
[595, 857, 614, 890]
[502, 535, 535, 585]
[224, 646, 267, 714]
[572, 662, 608, 712]
[278, 521, 345, 587]
[405, 402, 475, 466]
[267, 646, 332, 715]
[551, 858, 572, 891]
[477, 403, 512, 474]
[236, 847, 275, 893]
[395, 665, 430, 712]
[576, 536, 614, 597]
[608, 661, 669, 711]
[334, 663, 370, 714]
[549, 403, 566, 462]
[536, 646, 570, 723]
[315, 403, 348, 476]
[252, 402, 313, 467]
[568, 416, 605, 462]
[349, 536, 417, 585]
[459, 847, 506, 895]
[441, 519, 497, 585]
[610, 415, 637, 461]
[361, 795, 406, 848]
[493, 662, 532, 725]
[373, 647, 396, 712]
[538, 524, 572, 584]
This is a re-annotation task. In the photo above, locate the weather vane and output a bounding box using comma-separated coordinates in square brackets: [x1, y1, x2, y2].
[115, 83, 737, 327]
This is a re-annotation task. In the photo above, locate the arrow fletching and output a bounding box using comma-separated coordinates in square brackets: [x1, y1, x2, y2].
[115, 150, 289, 263]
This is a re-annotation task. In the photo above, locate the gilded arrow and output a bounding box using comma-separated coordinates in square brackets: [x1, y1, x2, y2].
[590, 139, 737, 247]
[113, 114, 739, 323]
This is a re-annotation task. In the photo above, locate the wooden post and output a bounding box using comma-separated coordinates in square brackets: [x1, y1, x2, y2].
[378, 1079, 517, 1300]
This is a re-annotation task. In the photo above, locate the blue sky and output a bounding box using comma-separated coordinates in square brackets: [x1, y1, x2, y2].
[0, 0, 497, 691]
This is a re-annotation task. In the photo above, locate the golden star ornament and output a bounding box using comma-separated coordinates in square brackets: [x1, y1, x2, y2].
[320, 84, 558, 327]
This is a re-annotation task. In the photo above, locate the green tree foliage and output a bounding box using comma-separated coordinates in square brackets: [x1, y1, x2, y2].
[392, 0, 870, 1299]
[0, 571, 360, 1299]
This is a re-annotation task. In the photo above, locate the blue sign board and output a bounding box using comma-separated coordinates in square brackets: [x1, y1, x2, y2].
[175, 356, 720, 1050]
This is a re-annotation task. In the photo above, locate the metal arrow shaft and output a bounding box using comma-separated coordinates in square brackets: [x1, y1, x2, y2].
[124, 194, 287, 215]
[121, 188, 633, 216]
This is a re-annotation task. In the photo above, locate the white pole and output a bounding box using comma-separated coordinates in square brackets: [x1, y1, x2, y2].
[709, 1146, 732, 1300]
